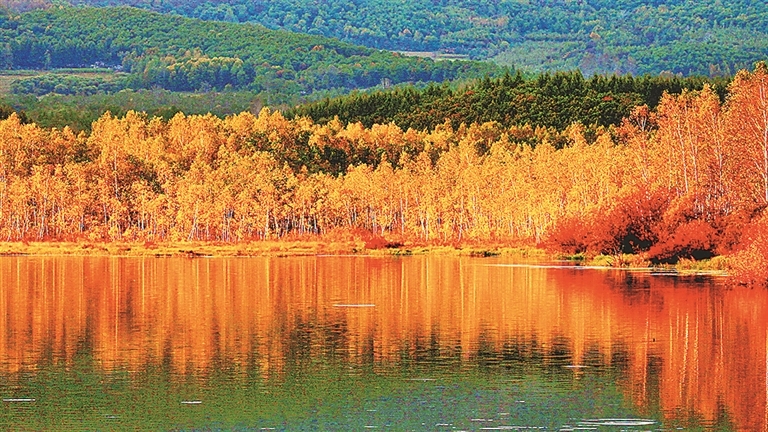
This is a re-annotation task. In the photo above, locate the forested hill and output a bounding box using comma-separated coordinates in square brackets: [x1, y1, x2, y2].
[45, 0, 768, 77]
[288, 71, 729, 133]
[0, 7, 500, 95]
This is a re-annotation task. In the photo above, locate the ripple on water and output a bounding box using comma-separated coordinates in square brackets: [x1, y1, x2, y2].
[578, 418, 656, 427]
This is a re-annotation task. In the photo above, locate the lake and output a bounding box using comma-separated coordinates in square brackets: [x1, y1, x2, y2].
[0, 256, 764, 430]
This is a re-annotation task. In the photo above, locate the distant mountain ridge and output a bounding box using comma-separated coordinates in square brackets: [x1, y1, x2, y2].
[16, 0, 768, 76]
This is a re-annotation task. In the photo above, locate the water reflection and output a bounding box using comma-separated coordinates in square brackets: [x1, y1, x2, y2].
[0, 256, 764, 430]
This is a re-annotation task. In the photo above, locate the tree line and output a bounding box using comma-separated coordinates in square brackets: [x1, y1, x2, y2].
[0, 69, 732, 135]
[1, 65, 768, 282]
[0, 88, 266, 132]
[10, 73, 128, 96]
[0, 67, 761, 263]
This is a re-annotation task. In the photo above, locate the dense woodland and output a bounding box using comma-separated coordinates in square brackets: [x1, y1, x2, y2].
[1, 65, 768, 283]
[0, 71, 731, 134]
[0, 7, 499, 95]
[0, 2, 761, 138]
[290, 71, 730, 132]
[42, 0, 768, 76]
[0, 1, 765, 284]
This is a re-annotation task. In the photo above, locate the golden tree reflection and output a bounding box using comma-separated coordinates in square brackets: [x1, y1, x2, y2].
[0, 256, 764, 429]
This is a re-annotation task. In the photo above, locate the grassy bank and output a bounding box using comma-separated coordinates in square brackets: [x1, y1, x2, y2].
[556, 252, 730, 276]
[0, 240, 552, 259]
[0, 240, 358, 257]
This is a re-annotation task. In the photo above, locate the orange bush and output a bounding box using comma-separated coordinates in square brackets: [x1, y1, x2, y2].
[545, 217, 593, 254]
[320, 227, 399, 249]
[647, 220, 717, 264]
[548, 188, 669, 256]
[713, 208, 761, 255]
[729, 213, 768, 286]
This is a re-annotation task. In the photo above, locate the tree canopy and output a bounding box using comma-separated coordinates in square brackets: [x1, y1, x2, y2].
[288, 71, 730, 132]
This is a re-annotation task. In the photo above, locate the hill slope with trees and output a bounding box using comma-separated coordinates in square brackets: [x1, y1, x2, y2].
[42, 0, 768, 77]
[0, 6, 500, 95]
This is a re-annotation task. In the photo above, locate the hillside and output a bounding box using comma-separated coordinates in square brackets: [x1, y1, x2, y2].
[0, 6, 500, 95]
[48, 0, 768, 77]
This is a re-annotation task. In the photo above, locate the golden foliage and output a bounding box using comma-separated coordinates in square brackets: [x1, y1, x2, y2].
[2, 66, 768, 282]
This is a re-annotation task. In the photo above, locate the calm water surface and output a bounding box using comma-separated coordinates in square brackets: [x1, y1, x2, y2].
[0, 256, 764, 430]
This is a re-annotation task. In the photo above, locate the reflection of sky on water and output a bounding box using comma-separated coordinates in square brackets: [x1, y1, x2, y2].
[0, 256, 761, 430]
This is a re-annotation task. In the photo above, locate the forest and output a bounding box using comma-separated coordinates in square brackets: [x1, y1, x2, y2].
[0, 6, 500, 95]
[0, 2, 762, 137]
[1, 64, 768, 284]
[289, 71, 730, 132]
[37, 0, 768, 76]
[0, 70, 732, 134]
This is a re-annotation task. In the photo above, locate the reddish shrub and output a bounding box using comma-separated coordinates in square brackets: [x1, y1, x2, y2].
[647, 220, 717, 264]
[363, 233, 389, 249]
[608, 188, 670, 254]
[547, 188, 670, 256]
[321, 227, 394, 249]
[546, 217, 593, 254]
[646, 194, 762, 263]
[713, 207, 762, 255]
[729, 214, 768, 286]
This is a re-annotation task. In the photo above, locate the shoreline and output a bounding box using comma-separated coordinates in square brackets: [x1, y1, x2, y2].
[0, 240, 730, 275]
[0, 240, 546, 258]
